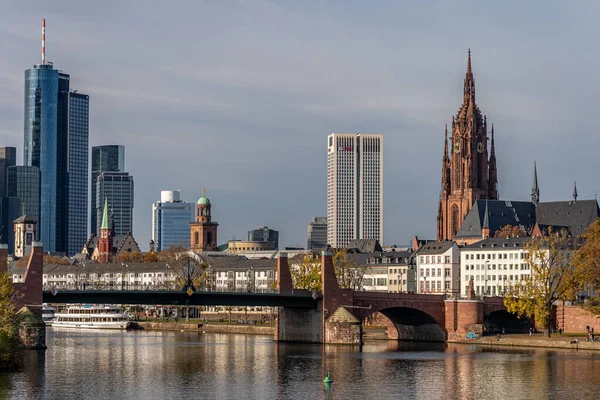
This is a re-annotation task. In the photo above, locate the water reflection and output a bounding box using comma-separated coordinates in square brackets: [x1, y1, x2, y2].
[2, 330, 600, 399]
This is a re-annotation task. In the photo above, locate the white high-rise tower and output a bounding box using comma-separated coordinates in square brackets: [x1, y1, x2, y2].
[327, 133, 383, 248]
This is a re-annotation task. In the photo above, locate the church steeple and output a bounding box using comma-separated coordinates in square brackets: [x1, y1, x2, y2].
[464, 49, 475, 103]
[488, 124, 498, 200]
[531, 161, 540, 206]
[441, 124, 451, 192]
[573, 181, 578, 202]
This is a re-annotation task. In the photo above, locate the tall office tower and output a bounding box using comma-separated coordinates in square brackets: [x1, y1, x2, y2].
[91, 145, 125, 235]
[67, 92, 89, 255]
[7, 166, 41, 225]
[23, 20, 88, 253]
[248, 226, 279, 249]
[0, 197, 20, 253]
[307, 217, 327, 250]
[326, 133, 383, 248]
[0, 147, 16, 198]
[96, 172, 134, 236]
[152, 190, 194, 251]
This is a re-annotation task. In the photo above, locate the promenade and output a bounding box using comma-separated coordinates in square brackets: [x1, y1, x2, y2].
[450, 333, 600, 351]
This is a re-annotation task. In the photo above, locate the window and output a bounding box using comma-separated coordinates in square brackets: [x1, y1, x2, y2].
[437, 256, 441, 264]
[445, 256, 450, 263]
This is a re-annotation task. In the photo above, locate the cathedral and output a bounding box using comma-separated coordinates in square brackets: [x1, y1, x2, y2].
[437, 50, 498, 241]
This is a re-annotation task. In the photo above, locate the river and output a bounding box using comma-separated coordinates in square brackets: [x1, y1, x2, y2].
[2, 329, 600, 399]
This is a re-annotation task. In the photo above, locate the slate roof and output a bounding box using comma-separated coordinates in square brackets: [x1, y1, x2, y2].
[82, 233, 141, 255]
[415, 241, 455, 255]
[345, 239, 383, 253]
[462, 236, 528, 251]
[455, 200, 536, 239]
[535, 200, 599, 237]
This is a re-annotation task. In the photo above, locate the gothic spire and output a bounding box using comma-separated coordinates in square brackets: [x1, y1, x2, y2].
[490, 124, 496, 157]
[573, 181, 578, 202]
[464, 49, 475, 102]
[443, 124, 449, 161]
[101, 198, 110, 230]
[531, 161, 540, 206]
[483, 198, 490, 230]
[487, 124, 498, 200]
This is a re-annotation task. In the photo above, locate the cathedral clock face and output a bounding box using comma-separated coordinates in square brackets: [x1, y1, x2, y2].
[454, 142, 460, 153]
[477, 142, 484, 153]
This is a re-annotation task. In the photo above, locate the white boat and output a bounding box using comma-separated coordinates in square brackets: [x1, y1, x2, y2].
[42, 305, 56, 325]
[52, 305, 130, 330]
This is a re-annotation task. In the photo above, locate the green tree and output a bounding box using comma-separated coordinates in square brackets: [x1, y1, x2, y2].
[290, 253, 321, 291]
[504, 229, 582, 337]
[571, 219, 600, 314]
[0, 258, 19, 369]
[333, 249, 364, 290]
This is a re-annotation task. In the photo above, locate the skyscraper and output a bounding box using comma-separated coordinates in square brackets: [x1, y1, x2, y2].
[67, 92, 89, 255]
[326, 133, 383, 248]
[96, 172, 134, 236]
[23, 20, 88, 253]
[91, 145, 125, 235]
[152, 190, 193, 251]
[7, 166, 40, 225]
[307, 217, 327, 250]
[248, 226, 279, 249]
[0, 147, 16, 198]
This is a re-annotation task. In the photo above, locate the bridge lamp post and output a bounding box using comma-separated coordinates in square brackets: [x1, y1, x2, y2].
[422, 275, 427, 294]
[485, 260, 490, 297]
[121, 263, 125, 291]
[398, 269, 404, 293]
[455, 277, 459, 298]
[165, 263, 170, 290]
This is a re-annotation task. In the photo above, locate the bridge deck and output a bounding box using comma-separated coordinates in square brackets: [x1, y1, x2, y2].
[43, 290, 318, 308]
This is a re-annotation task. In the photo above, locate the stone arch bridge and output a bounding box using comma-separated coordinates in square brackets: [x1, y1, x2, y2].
[276, 251, 520, 343]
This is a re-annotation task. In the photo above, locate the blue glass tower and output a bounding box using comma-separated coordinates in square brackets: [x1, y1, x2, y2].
[67, 92, 89, 255]
[91, 145, 125, 236]
[152, 190, 193, 251]
[24, 63, 64, 252]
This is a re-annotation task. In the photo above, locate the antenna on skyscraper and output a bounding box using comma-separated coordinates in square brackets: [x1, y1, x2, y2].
[41, 18, 46, 65]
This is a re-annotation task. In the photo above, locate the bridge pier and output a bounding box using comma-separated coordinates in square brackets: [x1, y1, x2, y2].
[445, 299, 484, 340]
[2, 242, 46, 349]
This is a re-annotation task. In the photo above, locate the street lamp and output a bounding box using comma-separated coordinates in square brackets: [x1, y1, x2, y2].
[398, 269, 404, 293]
[455, 277, 459, 298]
[423, 275, 427, 294]
[165, 263, 171, 290]
[121, 263, 125, 291]
[485, 260, 490, 296]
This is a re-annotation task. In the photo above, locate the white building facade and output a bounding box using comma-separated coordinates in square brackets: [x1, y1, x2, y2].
[460, 237, 531, 297]
[415, 241, 460, 295]
[327, 133, 383, 248]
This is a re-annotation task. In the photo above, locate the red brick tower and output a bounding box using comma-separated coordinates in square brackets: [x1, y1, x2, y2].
[437, 50, 499, 240]
[190, 189, 219, 251]
[97, 199, 113, 263]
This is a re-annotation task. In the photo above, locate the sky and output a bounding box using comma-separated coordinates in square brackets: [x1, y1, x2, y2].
[1, 1, 599, 250]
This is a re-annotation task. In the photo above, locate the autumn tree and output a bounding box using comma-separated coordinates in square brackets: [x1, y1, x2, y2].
[290, 253, 321, 292]
[571, 219, 600, 314]
[0, 257, 19, 369]
[333, 249, 364, 290]
[158, 245, 207, 291]
[494, 224, 527, 238]
[42, 255, 70, 265]
[504, 229, 583, 337]
[117, 252, 144, 263]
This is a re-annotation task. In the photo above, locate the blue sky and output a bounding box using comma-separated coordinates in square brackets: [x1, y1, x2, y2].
[1, 1, 599, 249]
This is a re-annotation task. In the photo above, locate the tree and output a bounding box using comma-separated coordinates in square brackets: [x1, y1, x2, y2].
[143, 252, 159, 263]
[42, 255, 70, 266]
[571, 219, 600, 313]
[158, 245, 207, 291]
[504, 229, 583, 337]
[117, 252, 144, 263]
[0, 257, 19, 369]
[494, 225, 527, 238]
[333, 249, 364, 290]
[290, 253, 321, 291]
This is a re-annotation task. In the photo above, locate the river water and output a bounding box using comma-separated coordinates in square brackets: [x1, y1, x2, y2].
[2, 329, 600, 399]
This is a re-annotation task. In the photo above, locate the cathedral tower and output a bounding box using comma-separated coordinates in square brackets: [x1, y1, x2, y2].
[437, 50, 499, 241]
[190, 189, 219, 251]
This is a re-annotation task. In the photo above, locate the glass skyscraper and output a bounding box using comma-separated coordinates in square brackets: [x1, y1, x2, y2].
[152, 190, 193, 251]
[67, 92, 89, 255]
[23, 62, 75, 252]
[91, 145, 125, 235]
[7, 166, 41, 227]
[96, 172, 134, 236]
[0, 147, 16, 198]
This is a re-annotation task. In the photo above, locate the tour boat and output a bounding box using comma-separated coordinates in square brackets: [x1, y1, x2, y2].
[42, 305, 56, 325]
[51, 305, 130, 330]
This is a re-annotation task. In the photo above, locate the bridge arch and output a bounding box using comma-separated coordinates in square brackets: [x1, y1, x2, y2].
[485, 310, 533, 334]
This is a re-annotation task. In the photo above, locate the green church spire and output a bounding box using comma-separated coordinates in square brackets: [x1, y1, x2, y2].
[101, 199, 110, 230]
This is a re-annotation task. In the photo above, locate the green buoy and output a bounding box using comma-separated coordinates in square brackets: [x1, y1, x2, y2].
[323, 371, 332, 383]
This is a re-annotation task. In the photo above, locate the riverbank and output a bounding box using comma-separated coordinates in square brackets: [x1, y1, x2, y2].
[449, 333, 600, 351]
[132, 321, 274, 335]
